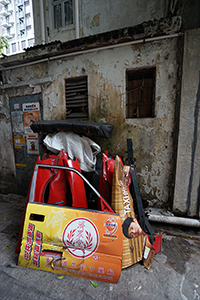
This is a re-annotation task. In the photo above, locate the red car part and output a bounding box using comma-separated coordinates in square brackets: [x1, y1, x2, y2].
[15, 150, 114, 254]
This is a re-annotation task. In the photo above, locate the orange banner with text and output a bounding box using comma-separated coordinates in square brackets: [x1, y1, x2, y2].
[18, 203, 123, 283]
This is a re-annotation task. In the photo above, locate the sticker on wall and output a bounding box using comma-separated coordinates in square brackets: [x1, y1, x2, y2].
[14, 103, 20, 110]
[11, 111, 23, 133]
[14, 136, 26, 149]
[22, 102, 41, 134]
[26, 134, 39, 155]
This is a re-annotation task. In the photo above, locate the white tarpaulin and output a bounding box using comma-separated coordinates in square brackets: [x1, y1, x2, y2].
[43, 132, 101, 172]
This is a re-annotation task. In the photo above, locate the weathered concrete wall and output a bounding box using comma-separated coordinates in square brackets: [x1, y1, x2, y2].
[0, 92, 17, 192]
[79, 0, 165, 37]
[1, 36, 179, 205]
[32, 0, 200, 47]
[0, 59, 52, 192]
[181, 0, 200, 31]
[33, 0, 166, 45]
[173, 29, 200, 217]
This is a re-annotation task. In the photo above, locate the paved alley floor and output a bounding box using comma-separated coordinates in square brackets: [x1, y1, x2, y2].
[0, 193, 200, 300]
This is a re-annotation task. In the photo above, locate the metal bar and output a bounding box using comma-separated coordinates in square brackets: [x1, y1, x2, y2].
[0, 33, 182, 72]
[36, 164, 101, 198]
[126, 103, 152, 106]
[34, 163, 114, 213]
[66, 103, 88, 108]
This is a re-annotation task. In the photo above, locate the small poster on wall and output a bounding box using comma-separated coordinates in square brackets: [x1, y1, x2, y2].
[11, 111, 23, 133]
[22, 102, 41, 155]
[22, 102, 41, 134]
[26, 133, 39, 155]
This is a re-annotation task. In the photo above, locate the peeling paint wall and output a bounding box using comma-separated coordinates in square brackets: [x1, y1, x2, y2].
[173, 29, 200, 217]
[1, 37, 179, 205]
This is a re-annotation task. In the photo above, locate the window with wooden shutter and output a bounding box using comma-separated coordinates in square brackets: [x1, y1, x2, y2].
[126, 68, 156, 118]
[65, 76, 88, 119]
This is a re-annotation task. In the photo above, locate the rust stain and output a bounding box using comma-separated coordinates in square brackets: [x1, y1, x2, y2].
[0, 113, 6, 119]
[80, 27, 84, 37]
[132, 44, 142, 51]
[90, 14, 100, 28]
[32, 62, 49, 78]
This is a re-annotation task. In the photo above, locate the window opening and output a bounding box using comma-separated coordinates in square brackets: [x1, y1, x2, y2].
[53, 3, 62, 28]
[52, 0, 73, 29]
[126, 68, 156, 118]
[65, 76, 88, 120]
[21, 39, 26, 49]
[28, 38, 34, 47]
[64, 0, 73, 26]
[12, 42, 16, 52]
[6, 47, 10, 54]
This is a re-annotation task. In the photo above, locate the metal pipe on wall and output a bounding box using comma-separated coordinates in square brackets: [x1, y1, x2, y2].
[40, 0, 46, 44]
[75, 0, 79, 39]
[1, 33, 182, 71]
[148, 214, 200, 228]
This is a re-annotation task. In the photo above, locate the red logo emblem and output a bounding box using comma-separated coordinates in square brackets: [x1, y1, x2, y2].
[104, 217, 118, 234]
[62, 218, 99, 259]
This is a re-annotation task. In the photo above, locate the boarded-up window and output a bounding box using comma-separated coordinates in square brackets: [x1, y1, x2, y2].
[126, 68, 156, 118]
[65, 76, 88, 119]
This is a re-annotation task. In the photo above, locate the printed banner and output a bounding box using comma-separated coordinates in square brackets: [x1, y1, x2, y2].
[111, 156, 155, 269]
[18, 203, 123, 283]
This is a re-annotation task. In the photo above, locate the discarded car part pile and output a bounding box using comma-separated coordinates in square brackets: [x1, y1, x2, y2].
[16, 121, 162, 283]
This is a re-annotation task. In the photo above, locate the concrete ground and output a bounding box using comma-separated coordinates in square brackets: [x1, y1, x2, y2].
[0, 193, 200, 300]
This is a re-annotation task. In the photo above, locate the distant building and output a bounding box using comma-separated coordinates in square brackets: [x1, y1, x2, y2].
[0, 0, 34, 55]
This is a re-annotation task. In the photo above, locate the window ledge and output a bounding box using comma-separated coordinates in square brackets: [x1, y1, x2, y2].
[51, 24, 75, 34]
[125, 117, 156, 125]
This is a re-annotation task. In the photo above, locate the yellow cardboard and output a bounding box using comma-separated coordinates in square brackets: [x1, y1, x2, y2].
[18, 203, 123, 283]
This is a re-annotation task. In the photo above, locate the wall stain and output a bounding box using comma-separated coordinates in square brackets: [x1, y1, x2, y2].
[90, 14, 100, 28]
[186, 73, 200, 216]
[0, 113, 6, 119]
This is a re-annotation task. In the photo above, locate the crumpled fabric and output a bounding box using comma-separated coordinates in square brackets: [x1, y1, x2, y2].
[43, 131, 101, 172]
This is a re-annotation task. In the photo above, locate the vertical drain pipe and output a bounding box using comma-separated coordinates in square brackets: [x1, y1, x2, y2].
[75, 0, 79, 39]
[40, 0, 46, 44]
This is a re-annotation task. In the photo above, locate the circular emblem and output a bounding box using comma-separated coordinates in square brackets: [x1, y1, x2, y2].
[104, 217, 118, 234]
[62, 217, 99, 259]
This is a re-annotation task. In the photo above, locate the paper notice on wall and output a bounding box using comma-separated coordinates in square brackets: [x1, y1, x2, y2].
[11, 111, 23, 133]
[22, 102, 41, 134]
[26, 134, 39, 155]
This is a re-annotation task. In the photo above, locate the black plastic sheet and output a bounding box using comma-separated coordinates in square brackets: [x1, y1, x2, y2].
[30, 120, 114, 138]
